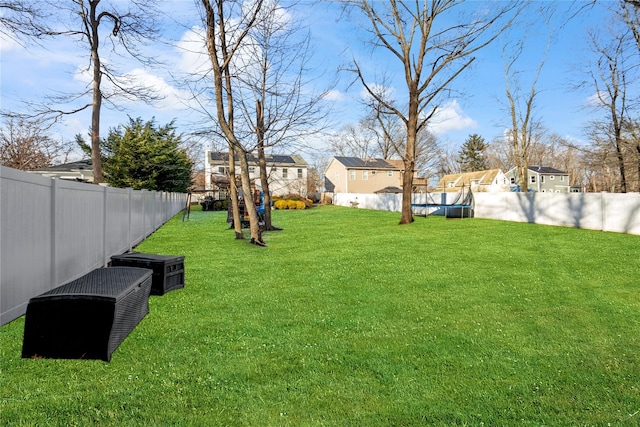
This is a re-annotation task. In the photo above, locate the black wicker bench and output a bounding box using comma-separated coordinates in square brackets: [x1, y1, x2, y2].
[110, 252, 185, 295]
[22, 267, 152, 361]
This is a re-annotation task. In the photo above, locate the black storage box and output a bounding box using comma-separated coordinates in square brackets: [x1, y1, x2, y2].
[22, 267, 152, 361]
[110, 252, 185, 296]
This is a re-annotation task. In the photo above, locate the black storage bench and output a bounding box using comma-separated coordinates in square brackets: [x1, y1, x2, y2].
[22, 267, 152, 361]
[110, 252, 185, 296]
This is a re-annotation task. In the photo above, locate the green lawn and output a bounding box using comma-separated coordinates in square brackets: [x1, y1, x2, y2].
[1, 205, 639, 426]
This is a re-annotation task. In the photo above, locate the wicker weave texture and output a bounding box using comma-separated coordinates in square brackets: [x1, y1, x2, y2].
[22, 267, 152, 361]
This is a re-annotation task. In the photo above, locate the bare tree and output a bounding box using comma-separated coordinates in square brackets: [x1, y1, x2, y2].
[199, 0, 266, 245]
[3, 1, 162, 184]
[329, 120, 379, 158]
[0, 1, 50, 42]
[485, 135, 515, 171]
[621, 0, 640, 52]
[0, 118, 72, 170]
[233, 0, 329, 231]
[348, 0, 520, 224]
[500, 3, 559, 192]
[584, 23, 637, 192]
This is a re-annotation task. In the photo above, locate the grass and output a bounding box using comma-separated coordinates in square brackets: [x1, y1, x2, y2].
[1, 205, 639, 426]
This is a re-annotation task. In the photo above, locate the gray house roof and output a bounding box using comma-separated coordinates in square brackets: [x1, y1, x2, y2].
[333, 156, 401, 170]
[30, 159, 94, 182]
[527, 166, 567, 175]
[209, 152, 307, 166]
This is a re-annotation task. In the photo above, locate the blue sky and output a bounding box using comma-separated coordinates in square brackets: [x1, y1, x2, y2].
[0, 1, 616, 163]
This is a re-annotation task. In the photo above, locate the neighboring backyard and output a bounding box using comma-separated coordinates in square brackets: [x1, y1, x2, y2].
[1, 205, 639, 426]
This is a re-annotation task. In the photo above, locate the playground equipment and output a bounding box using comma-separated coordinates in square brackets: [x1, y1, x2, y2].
[412, 184, 474, 218]
[227, 182, 265, 229]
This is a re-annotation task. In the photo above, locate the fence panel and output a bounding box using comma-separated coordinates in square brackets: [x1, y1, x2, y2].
[0, 166, 187, 326]
[333, 191, 640, 235]
[1, 168, 53, 324]
[105, 187, 133, 261]
[54, 179, 105, 286]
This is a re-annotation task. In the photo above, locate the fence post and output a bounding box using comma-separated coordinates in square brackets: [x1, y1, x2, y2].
[601, 191, 607, 232]
[128, 188, 133, 252]
[152, 190, 157, 233]
[50, 178, 58, 288]
[101, 186, 108, 266]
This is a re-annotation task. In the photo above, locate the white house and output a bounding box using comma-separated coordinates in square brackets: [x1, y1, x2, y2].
[204, 150, 308, 197]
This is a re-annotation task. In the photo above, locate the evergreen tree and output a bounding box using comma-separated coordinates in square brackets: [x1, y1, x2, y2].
[458, 134, 488, 172]
[80, 117, 193, 192]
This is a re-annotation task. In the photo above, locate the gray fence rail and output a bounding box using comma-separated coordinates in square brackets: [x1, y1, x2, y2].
[1, 165, 188, 326]
[333, 191, 640, 235]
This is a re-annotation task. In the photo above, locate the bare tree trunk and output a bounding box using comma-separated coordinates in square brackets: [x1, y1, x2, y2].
[400, 87, 418, 224]
[615, 137, 628, 192]
[200, 0, 264, 244]
[256, 100, 279, 231]
[89, 1, 104, 184]
[227, 144, 242, 238]
[237, 151, 264, 245]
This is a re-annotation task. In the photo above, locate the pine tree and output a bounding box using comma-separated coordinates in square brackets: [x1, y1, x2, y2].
[458, 134, 488, 172]
[96, 117, 192, 192]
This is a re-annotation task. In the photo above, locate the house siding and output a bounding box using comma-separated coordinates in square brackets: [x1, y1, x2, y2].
[505, 167, 574, 193]
[205, 151, 308, 197]
[324, 157, 403, 194]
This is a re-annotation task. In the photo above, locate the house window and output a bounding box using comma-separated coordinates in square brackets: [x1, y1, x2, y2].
[387, 171, 393, 177]
[510, 177, 515, 184]
[550, 175, 555, 180]
[447, 181, 455, 188]
[471, 179, 480, 186]
[350, 170, 356, 180]
[560, 176, 565, 182]
[541, 175, 545, 183]
[249, 166, 256, 174]
[282, 168, 288, 178]
[217, 166, 225, 174]
[362, 170, 368, 180]
[530, 175, 536, 183]
[371, 170, 376, 175]
[297, 168, 303, 178]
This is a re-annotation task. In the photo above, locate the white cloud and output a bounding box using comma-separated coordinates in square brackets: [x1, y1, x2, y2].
[124, 68, 202, 111]
[359, 84, 395, 102]
[323, 90, 345, 101]
[426, 100, 478, 135]
[586, 91, 608, 108]
[175, 26, 211, 77]
[0, 33, 23, 52]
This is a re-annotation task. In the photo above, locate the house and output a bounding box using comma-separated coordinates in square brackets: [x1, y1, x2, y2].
[435, 169, 510, 193]
[204, 151, 308, 197]
[505, 166, 580, 193]
[324, 156, 404, 194]
[29, 159, 94, 183]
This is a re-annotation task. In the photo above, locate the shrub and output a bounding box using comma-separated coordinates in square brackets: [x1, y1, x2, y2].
[274, 199, 289, 210]
[287, 200, 299, 209]
[296, 200, 307, 210]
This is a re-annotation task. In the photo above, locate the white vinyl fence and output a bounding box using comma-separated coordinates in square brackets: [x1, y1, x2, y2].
[1, 166, 188, 326]
[333, 191, 640, 235]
